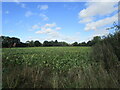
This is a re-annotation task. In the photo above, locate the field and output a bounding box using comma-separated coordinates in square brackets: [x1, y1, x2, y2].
[2, 47, 119, 88]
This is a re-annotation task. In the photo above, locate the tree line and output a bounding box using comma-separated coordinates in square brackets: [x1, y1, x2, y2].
[0, 36, 101, 48]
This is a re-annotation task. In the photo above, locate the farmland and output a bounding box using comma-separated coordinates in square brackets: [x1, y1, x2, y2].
[3, 47, 91, 70]
[2, 47, 119, 88]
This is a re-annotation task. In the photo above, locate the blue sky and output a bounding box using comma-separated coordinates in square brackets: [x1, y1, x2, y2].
[2, 2, 118, 43]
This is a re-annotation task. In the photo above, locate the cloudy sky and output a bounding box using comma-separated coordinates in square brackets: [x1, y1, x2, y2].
[2, 1, 119, 43]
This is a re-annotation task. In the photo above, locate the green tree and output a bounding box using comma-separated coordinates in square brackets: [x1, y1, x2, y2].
[34, 41, 42, 47]
[1, 36, 20, 48]
[87, 41, 92, 46]
[79, 42, 87, 46]
[91, 36, 101, 45]
[26, 40, 34, 47]
[43, 41, 49, 46]
[54, 40, 58, 46]
[72, 42, 79, 46]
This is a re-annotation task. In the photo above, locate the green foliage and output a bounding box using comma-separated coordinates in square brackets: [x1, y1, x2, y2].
[1, 36, 20, 48]
[3, 47, 91, 88]
[2, 47, 120, 88]
[3, 47, 91, 71]
[79, 42, 87, 46]
[43, 40, 69, 46]
[1, 35, 101, 48]
[92, 36, 101, 45]
[34, 41, 42, 47]
[72, 42, 79, 46]
[26, 40, 35, 47]
[92, 24, 120, 73]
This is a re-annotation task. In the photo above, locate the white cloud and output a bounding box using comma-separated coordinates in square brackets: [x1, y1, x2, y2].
[93, 28, 109, 36]
[77, 1, 119, 42]
[34, 23, 81, 43]
[84, 28, 109, 42]
[79, 2, 117, 23]
[25, 11, 33, 17]
[35, 23, 58, 34]
[56, 27, 61, 30]
[36, 28, 53, 34]
[79, 17, 93, 23]
[29, 23, 41, 31]
[37, 5, 48, 10]
[31, 34, 81, 44]
[44, 23, 56, 28]
[85, 13, 118, 31]
[39, 13, 49, 21]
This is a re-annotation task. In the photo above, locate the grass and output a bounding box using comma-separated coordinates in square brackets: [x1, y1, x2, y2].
[2, 47, 120, 88]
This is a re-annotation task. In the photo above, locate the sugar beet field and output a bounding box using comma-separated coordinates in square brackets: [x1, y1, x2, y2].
[2, 47, 119, 88]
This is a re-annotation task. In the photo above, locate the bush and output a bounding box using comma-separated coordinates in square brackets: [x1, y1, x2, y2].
[92, 25, 120, 72]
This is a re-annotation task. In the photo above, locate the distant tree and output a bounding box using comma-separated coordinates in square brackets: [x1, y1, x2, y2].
[1, 35, 103, 48]
[87, 41, 93, 46]
[1, 36, 20, 48]
[34, 40, 42, 47]
[26, 40, 34, 47]
[1, 36, 9, 47]
[59, 42, 69, 46]
[43, 41, 49, 46]
[26, 41, 30, 47]
[11, 37, 20, 44]
[49, 41, 54, 46]
[17, 42, 28, 47]
[80, 42, 87, 46]
[72, 42, 79, 46]
[54, 40, 58, 46]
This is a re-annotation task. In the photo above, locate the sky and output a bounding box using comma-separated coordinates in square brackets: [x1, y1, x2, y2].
[2, 1, 119, 43]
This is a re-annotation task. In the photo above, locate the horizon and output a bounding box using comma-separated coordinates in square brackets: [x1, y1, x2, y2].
[2, 1, 119, 43]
